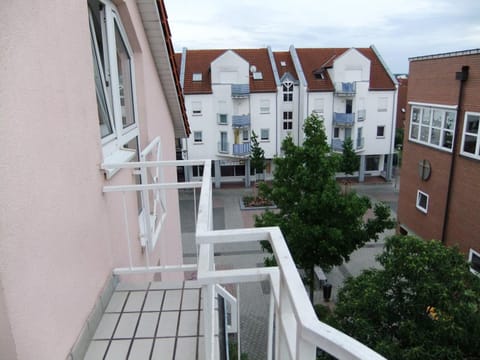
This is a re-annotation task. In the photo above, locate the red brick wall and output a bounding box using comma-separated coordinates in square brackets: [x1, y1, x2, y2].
[398, 52, 480, 255]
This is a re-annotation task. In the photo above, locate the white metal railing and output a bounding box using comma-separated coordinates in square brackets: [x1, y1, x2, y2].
[102, 154, 386, 360]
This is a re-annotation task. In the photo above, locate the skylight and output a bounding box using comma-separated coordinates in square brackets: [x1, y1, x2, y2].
[280, 61, 287, 67]
[253, 72, 263, 80]
[192, 73, 202, 81]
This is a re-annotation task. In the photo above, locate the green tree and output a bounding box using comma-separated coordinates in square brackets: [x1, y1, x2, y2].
[249, 130, 266, 183]
[255, 115, 394, 300]
[340, 137, 359, 176]
[331, 235, 480, 360]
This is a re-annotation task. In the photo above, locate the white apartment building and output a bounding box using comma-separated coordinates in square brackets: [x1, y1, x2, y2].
[178, 46, 398, 186]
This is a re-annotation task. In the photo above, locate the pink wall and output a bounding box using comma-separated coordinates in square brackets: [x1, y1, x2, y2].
[0, 0, 184, 358]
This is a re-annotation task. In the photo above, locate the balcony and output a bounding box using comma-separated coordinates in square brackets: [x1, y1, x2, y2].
[232, 114, 250, 128]
[90, 155, 385, 359]
[333, 112, 355, 127]
[332, 138, 364, 153]
[335, 82, 356, 96]
[233, 142, 251, 156]
[218, 141, 230, 154]
[231, 84, 250, 98]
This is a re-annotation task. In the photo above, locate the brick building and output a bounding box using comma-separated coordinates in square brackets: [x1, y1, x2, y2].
[397, 49, 480, 274]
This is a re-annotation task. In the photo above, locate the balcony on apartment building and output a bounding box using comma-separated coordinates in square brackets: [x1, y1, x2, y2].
[81, 141, 385, 360]
[232, 114, 251, 128]
[333, 112, 355, 127]
[231, 84, 250, 98]
[334, 82, 356, 96]
[232, 142, 251, 156]
[331, 137, 365, 152]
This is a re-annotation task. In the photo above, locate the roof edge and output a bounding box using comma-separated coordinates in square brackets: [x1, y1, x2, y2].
[409, 48, 480, 62]
[370, 44, 398, 87]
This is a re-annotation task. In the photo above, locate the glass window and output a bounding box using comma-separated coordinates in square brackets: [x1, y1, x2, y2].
[416, 190, 429, 213]
[409, 106, 456, 151]
[242, 129, 249, 141]
[366, 155, 380, 171]
[469, 249, 480, 275]
[461, 113, 480, 159]
[260, 128, 269, 141]
[283, 81, 293, 102]
[377, 97, 388, 112]
[193, 131, 202, 143]
[88, 0, 138, 158]
[333, 127, 340, 138]
[218, 114, 228, 125]
[377, 126, 385, 137]
[260, 99, 270, 114]
[192, 101, 202, 116]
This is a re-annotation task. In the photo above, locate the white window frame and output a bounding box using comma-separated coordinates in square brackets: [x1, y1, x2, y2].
[409, 104, 457, 152]
[460, 112, 480, 160]
[260, 99, 270, 114]
[193, 131, 203, 144]
[377, 97, 388, 112]
[283, 80, 293, 102]
[192, 101, 202, 116]
[192, 73, 202, 81]
[89, 0, 139, 169]
[260, 128, 270, 141]
[218, 113, 228, 125]
[469, 248, 480, 276]
[416, 190, 429, 214]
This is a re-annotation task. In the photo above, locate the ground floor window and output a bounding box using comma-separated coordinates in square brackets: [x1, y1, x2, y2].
[220, 164, 245, 177]
[416, 190, 429, 213]
[365, 155, 381, 171]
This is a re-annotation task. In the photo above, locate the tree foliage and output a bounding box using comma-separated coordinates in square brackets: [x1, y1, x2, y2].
[249, 130, 265, 178]
[331, 235, 480, 360]
[255, 115, 395, 299]
[340, 137, 359, 176]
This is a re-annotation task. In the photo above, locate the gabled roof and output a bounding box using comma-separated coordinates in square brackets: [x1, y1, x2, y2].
[178, 49, 276, 95]
[296, 47, 396, 92]
[273, 51, 298, 82]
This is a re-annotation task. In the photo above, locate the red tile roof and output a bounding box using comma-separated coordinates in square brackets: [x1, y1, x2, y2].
[296, 47, 396, 92]
[179, 49, 277, 95]
[273, 51, 298, 80]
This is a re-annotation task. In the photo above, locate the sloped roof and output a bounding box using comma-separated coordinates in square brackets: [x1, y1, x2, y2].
[179, 49, 276, 95]
[273, 51, 298, 81]
[296, 47, 396, 92]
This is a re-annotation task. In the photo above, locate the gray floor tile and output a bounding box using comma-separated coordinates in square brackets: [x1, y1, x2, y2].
[93, 313, 120, 339]
[129, 339, 153, 359]
[135, 312, 159, 338]
[151, 338, 175, 359]
[104, 340, 130, 360]
[175, 337, 198, 360]
[105, 292, 128, 313]
[114, 313, 140, 339]
[84, 340, 109, 360]
[124, 291, 146, 312]
[143, 290, 164, 311]
[181, 289, 200, 310]
[163, 290, 182, 310]
[156, 311, 178, 337]
[178, 311, 198, 336]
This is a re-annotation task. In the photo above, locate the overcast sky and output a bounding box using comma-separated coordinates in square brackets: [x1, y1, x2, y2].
[163, 0, 479, 74]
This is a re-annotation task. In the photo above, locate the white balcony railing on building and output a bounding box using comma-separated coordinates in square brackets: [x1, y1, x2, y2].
[333, 112, 355, 127]
[335, 82, 356, 96]
[101, 143, 386, 359]
[232, 142, 251, 156]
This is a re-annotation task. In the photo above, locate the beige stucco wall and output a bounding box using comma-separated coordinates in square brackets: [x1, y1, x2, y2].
[0, 0, 184, 359]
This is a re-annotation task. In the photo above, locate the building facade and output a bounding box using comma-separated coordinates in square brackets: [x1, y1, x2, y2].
[1, 0, 189, 358]
[397, 49, 480, 274]
[178, 46, 398, 186]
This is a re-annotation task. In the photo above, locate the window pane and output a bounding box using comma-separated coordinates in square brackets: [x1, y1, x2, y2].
[431, 128, 441, 145]
[366, 155, 380, 171]
[417, 192, 428, 210]
[411, 124, 419, 139]
[442, 131, 453, 149]
[422, 108, 431, 125]
[463, 134, 477, 154]
[412, 108, 420, 123]
[432, 110, 443, 128]
[444, 112, 455, 129]
[114, 22, 135, 129]
[420, 126, 429, 142]
[261, 129, 269, 140]
[92, 41, 113, 138]
[194, 131, 202, 142]
[466, 114, 479, 134]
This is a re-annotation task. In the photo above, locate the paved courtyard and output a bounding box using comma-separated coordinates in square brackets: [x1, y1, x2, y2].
[179, 174, 399, 359]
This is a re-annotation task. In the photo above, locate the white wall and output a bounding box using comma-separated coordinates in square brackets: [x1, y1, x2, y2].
[251, 93, 277, 158]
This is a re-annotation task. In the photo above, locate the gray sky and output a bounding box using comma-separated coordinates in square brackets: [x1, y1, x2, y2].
[163, 0, 480, 74]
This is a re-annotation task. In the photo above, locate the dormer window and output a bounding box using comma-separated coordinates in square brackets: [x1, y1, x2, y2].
[313, 69, 325, 79]
[192, 73, 202, 82]
[253, 72, 263, 80]
[280, 61, 287, 67]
